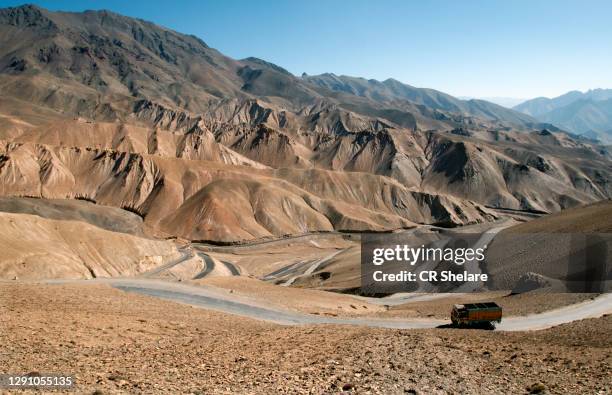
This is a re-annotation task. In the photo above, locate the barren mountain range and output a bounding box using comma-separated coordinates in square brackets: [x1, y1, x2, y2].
[1, 7, 611, 394]
[1, 5, 611, 243]
[514, 89, 612, 142]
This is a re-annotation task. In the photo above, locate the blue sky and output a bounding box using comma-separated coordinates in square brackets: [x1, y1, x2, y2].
[1, 0, 610, 99]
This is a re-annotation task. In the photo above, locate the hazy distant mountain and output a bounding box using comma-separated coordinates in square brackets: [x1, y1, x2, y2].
[459, 97, 526, 108]
[515, 89, 612, 117]
[514, 90, 612, 141]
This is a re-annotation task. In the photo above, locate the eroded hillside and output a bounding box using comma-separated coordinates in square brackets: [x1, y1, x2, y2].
[0, 5, 610, 242]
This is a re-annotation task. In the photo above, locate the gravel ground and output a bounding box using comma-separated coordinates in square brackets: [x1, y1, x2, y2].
[1, 283, 610, 394]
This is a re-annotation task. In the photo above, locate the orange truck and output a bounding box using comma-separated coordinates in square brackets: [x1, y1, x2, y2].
[451, 302, 502, 327]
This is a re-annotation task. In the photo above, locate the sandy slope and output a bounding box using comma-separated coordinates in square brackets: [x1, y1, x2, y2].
[486, 200, 612, 290]
[0, 211, 180, 279]
[0, 196, 147, 236]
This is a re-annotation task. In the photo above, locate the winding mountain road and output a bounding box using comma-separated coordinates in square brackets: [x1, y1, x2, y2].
[280, 250, 345, 286]
[45, 278, 612, 331]
[193, 252, 216, 279]
[221, 260, 241, 276]
[41, 218, 611, 331]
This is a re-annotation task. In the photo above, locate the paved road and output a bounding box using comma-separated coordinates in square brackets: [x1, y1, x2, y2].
[192, 252, 239, 279]
[487, 206, 545, 219]
[453, 223, 512, 293]
[139, 248, 193, 278]
[44, 278, 612, 331]
[262, 260, 305, 281]
[281, 250, 345, 286]
[193, 232, 347, 253]
[497, 294, 612, 331]
[193, 253, 216, 279]
[221, 260, 240, 276]
[108, 279, 443, 329]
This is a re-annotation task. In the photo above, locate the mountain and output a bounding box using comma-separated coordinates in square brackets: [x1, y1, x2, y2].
[515, 89, 612, 117]
[458, 97, 526, 108]
[0, 5, 537, 128]
[303, 74, 538, 127]
[0, 4, 611, 243]
[514, 89, 612, 141]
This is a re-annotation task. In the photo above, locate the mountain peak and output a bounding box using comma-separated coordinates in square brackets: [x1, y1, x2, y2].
[0, 3, 56, 30]
[241, 57, 292, 76]
[7, 3, 44, 12]
[382, 77, 400, 84]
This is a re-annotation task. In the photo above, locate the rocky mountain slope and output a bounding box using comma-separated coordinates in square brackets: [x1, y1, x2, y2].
[302, 73, 538, 127]
[0, 4, 549, 129]
[0, 4, 611, 242]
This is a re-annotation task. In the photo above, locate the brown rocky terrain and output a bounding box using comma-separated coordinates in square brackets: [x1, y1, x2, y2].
[1, 283, 610, 394]
[0, 5, 610, 395]
[0, 5, 610, 245]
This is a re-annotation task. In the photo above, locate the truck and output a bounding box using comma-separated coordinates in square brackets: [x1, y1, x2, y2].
[451, 302, 502, 328]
